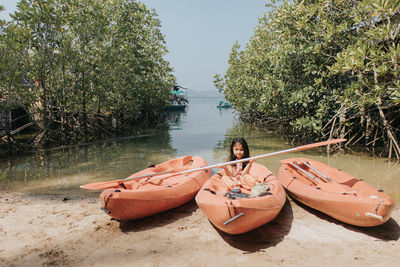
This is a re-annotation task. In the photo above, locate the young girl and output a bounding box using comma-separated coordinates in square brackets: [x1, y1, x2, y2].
[220, 137, 256, 190]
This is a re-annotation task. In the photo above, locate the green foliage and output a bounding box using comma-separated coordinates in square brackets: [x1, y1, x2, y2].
[1, 0, 175, 146]
[216, 0, 400, 158]
[0, 11, 28, 111]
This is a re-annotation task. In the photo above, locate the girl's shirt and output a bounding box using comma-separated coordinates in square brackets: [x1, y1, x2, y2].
[230, 163, 243, 184]
[231, 162, 243, 177]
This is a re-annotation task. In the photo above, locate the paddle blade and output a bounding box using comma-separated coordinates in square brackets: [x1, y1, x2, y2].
[295, 138, 346, 151]
[80, 180, 121, 190]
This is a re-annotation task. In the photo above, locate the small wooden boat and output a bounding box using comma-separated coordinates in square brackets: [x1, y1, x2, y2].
[195, 163, 286, 234]
[100, 155, 210, 220]
[278, 158, 395, 227]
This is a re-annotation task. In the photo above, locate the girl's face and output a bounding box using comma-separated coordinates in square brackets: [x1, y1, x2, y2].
[233, 143, 245, 159]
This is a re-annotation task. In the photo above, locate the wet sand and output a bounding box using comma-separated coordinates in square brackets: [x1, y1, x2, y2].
[0, 191, 399, 267]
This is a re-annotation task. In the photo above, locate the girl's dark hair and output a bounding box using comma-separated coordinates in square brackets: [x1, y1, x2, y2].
[228, 137, 250, 168]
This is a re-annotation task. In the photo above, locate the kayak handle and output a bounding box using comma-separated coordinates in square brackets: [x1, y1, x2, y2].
[101, 207, 111, 214]
[224, 212, 244, 225]
[365, 212, 383, 221]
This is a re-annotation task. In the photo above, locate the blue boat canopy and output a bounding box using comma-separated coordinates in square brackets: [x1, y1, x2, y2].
[169, 91, 184, 94]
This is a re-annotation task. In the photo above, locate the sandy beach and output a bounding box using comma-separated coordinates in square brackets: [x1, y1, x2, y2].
[0, 191, 399, 267]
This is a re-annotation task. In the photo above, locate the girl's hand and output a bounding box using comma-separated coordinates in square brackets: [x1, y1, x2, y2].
[217, 163, 224, 169]
[219, 165, 233, 177]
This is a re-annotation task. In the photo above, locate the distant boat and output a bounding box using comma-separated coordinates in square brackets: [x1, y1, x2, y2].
[166, 85, 188, 111]
[217, 100, 232, 108]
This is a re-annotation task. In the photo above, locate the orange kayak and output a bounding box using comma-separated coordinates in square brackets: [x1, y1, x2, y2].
[278, 158, 395, 227]
[195, 163, 286, 234]
[100, 155, 210, 220]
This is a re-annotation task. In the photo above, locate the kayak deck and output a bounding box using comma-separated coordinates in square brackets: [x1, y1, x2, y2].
[196, 163, 286, 234]
[100, 155, 211, 220]
[278, 158, 395, 226]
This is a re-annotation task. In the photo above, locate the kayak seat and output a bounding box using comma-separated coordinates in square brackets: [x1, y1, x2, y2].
[164, 181, 179, 187]
[165, 183, 178, 187]
[147, 178, 163, 185]
[125, 181, 140, 190]
[339, 178, 359, 187]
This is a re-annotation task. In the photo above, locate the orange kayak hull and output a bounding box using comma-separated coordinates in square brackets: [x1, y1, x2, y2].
[195, 163, 286, 234]
[100, 156, 210, 220]
[278, 158, 395, 227]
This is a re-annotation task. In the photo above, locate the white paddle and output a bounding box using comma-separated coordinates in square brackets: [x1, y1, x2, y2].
[80, 138, 346, 190]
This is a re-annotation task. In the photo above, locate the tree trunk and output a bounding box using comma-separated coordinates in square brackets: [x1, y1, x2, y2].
[5, 108, 12, 155]
[377, 104, 400, 161]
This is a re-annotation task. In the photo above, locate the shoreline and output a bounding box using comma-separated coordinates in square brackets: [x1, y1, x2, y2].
[0, 191, 399, 266]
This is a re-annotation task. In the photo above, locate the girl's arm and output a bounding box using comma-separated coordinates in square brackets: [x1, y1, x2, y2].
[242, 159, 255, 176]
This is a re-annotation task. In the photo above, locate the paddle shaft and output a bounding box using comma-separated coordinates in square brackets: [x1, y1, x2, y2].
[286, 160, 357, 194]
[302, 161, 332, 181]
[120, 139, 346, 183]
[289, 162, 320, 183]
[121, 168, 177, 181]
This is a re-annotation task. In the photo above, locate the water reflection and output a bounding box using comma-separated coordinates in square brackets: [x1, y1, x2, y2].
[0, 99, 399, 202]
[165, 110, 186, 130]
[0, 127, 177, 193]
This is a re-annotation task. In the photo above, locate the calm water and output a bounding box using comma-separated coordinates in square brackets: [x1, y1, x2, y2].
[1, 99, 399, 202]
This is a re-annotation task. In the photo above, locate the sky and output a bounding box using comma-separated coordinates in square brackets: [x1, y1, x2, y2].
[0, 0, 268, 92]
